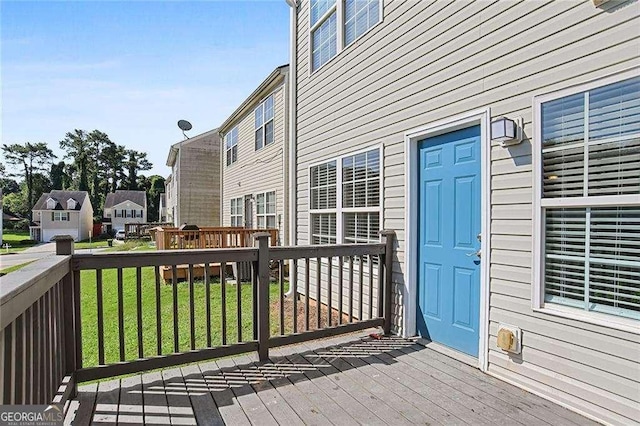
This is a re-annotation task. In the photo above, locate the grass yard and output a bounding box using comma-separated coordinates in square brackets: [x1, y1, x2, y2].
[79, 267, 289, 368]
[0, 260, 35, 275]
[1, 230, 37, 254]
[74, 237, 112, 250]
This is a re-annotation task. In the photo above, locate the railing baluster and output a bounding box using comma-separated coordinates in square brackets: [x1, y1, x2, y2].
[338, 256, 343, 325]
[14, 314, 23, 404]
[172, 265, 179, 353]
[305, 258, 310, 331]
[316, 257, 321, 329]
[205, 263, 212, 348]
[154, 266, 162, 355]
[46, 291, 53, 401]
[4, 322, 12, 403]
[348, 256, 354, 323]
[292, 259, 298, 333]
[117, 268, 125, 362]
[31, 299, 39, 403]
[96, 269, 105, 365]
[136, 267, 144, 358]
[279, 260, 285, 335]
[358, 255, 364, 321]
[251, 261, 257, 341]
[369, 255, 374, 320]
[238, 264, 244, 343]
[24, 307, 32, 404]
[377, 254, 384, 318]
[221, 264, 227, 345]
[327, 257, 333, 327]
[188, 264, 196, 350]
[73, 269, 82, 369]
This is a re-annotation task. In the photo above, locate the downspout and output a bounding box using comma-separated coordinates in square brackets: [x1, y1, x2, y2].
[286, 0, 297, 297]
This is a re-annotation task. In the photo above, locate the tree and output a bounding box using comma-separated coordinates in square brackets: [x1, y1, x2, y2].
[2, 192, 28, 217]
[1, 142, 56, 218]
[60, 130, 91, 192]
[123, 150, 152, 190]
[50, 161, 71, 190]
[147, 175, 165, 222]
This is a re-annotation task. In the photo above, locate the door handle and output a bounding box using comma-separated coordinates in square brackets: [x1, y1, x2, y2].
[467, 249, 481, 258]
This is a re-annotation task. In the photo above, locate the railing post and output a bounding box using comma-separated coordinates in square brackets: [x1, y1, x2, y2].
[254, 232, 271, 362]
[53, 235, 78, 397]
[380, 230, 395, 335]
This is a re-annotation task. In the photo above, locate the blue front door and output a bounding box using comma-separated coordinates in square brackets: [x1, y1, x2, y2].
[417, 125, 481, 357]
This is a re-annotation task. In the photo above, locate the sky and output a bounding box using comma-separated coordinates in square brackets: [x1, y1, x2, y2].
[1, 0, 290, 178]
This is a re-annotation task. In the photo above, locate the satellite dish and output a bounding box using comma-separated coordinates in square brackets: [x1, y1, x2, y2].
[177, 120, 192, 131]
[177, 120, 192, 139]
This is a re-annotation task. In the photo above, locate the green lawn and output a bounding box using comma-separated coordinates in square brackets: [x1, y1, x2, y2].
[0, 260, 35, 275]
[79, 267, 288, 368]
[1, 230, 37, 254]
[74, 237, 112, 250]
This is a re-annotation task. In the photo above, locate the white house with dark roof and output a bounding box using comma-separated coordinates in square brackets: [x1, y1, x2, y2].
[30, 190, 93, 242]
[103, 190, 147, 232]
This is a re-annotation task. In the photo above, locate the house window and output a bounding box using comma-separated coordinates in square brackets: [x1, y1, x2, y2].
[230, 197, 243, 227]
[536, 74, 640, 321]
[256, 191, 277, 229]
[309, 147, 381, 245]
[255, 95, 274, 150]
[52, 212, 70, 221]
[225, 126, 239, 166]
[310, 0, 381, 72]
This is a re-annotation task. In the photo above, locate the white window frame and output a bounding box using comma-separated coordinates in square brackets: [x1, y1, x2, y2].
[255, 95, 275, 151]
[256, 191, 277, 229]
[52, 211, 70, 222]
[308, 144, 383, 245]
[230, 197, 243, 227]
[532, 68, 640, 334]
[308, 0, 383, 75]
[225, 126, 239, 166]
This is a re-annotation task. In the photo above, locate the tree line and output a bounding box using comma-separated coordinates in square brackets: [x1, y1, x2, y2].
[1, 129, 165, 225]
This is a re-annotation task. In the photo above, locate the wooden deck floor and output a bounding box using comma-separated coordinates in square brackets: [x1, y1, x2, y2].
[65, 333, 597, 425]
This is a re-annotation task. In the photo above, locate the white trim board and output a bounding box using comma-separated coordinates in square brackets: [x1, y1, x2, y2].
[403, 107, 492, 372]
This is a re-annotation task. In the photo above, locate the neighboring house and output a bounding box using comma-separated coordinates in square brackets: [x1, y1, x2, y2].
[30, 190, 93, 242]
[165, 129, 221, 227]
[287, 0, 639, 424]
[219, 65, 290, 244]
[103, 190, 147, 232]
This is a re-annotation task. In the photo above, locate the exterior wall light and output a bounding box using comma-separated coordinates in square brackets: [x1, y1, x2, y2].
[491, 116, 523, 147]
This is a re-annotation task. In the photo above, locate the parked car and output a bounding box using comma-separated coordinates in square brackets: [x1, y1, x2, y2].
[115, 230, 126, 240]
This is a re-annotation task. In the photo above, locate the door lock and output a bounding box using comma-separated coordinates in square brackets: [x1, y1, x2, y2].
[467, 249, 481, 258]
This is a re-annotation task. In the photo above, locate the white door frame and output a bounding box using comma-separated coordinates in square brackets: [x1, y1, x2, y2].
[403, 107, 491, 371]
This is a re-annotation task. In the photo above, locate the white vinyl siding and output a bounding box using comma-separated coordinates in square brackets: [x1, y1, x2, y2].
[230, 197, 243, 227]
[538, 75, 640, 320]
[225, 126, 239, 166]
[256, 191, 276, 229]
[310, 147, 381, 245]
[255, 95, 275, 150]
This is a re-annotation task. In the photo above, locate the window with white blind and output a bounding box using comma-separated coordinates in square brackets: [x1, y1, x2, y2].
[255, 95, 274, 150]
[535, 74, 640, 322]
[256, 191, 276, 229]
[52, 212, 70, 221]
[225, 126, 239, 166]
[230, 197, 243, 227]
[310, 0, 381, 73]
[309, 147, 381, 245]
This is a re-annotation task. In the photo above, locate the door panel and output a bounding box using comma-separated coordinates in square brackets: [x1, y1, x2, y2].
[417, 125, 481, 357]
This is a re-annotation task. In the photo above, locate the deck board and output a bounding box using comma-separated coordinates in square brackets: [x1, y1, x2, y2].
[66, 333, 597, 426]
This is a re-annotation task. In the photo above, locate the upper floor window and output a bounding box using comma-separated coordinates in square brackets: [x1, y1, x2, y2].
[535, 74, 640, 321]
[52, 211, 70, 221]
[310, 0, 381, 72]
[225, 126, 239, 166]
[255, 95, 274, 150]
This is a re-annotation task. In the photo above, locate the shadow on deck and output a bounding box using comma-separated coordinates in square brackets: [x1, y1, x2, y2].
[65, 333, 595, 426]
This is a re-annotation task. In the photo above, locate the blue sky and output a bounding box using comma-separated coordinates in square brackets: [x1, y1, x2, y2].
[1, 0, 290, 178]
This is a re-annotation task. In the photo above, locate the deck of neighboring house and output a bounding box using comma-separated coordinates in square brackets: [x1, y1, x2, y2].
[65, 333, 596, 425]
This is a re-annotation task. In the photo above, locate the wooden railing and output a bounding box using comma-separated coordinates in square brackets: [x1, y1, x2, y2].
[155, 227, 278, 250]
[0, 231, 395, 409]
